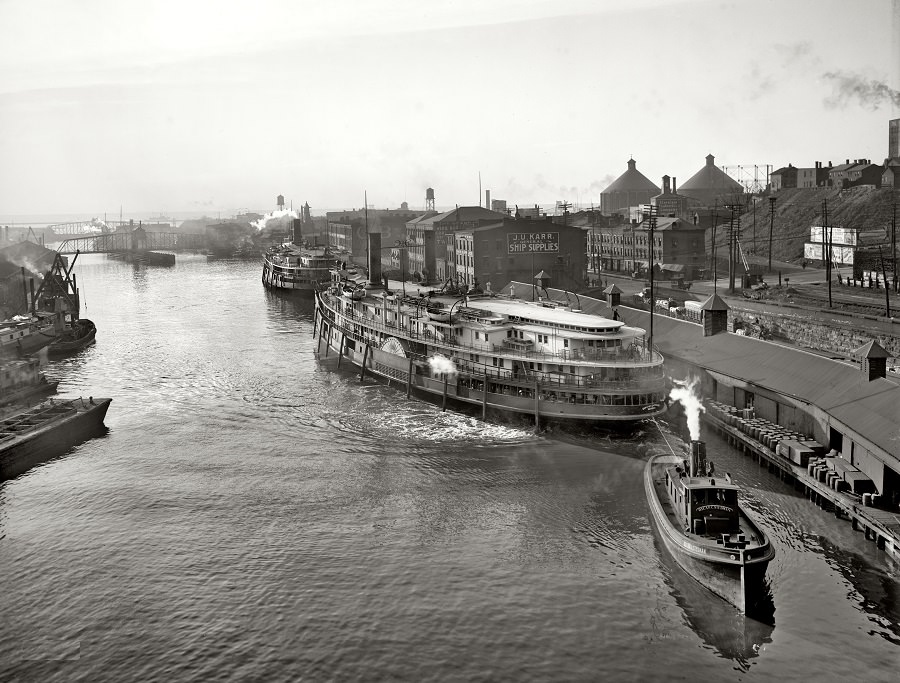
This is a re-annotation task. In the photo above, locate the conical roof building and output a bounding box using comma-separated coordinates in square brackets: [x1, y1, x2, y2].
[678, 154, 744, 207]
[600, 159, 661, 215]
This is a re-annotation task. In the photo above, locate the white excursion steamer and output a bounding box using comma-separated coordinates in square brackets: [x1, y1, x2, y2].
[313, 271, 667, 426]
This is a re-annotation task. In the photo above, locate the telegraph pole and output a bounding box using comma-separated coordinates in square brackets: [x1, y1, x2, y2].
[767, 196, 776, 273]
[648, 204, 656, 352]
[752, 196, 757, 255]
[726, 203, 740, 294]
[823, 198, 832, 308]
[711, 201, 719, 295]
[892, 200, 897, 293]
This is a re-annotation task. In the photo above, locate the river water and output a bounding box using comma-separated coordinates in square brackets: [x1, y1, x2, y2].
[0, 253, 897, 682]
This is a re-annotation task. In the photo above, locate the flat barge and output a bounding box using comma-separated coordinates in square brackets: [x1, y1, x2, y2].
[0, 397, 112, 480]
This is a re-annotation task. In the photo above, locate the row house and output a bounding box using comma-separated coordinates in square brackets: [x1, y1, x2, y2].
[596, 216, 706, 281]
[405, 206, 507, 283]
[828, 159, 883, 189]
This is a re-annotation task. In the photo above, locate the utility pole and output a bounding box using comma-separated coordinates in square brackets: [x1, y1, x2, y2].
[558, 200, 570, 227]
[768, 196, 776, 273]
[879, 246, 890, 316]
[726, 203, 740, 294]
[648, 204, 656, 352]
[823, 198, 832, 308]
[711, 202, 719, 295]
[892, 199, 897, 293]
[752, 196, 756, 255]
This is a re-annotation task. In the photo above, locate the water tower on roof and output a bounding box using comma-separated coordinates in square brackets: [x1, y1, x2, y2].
[425, 188, 435, 212]
[277, 194, 285, 211]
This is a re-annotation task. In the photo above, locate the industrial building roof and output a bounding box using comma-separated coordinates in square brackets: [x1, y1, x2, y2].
[602, 158, 661, 194]
[425, 206, 508, 225]
[678, 154, 743, 193]
[619, 307, 900, 462]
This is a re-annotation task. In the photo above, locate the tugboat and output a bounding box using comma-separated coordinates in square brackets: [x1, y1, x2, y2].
[645, 439, 775, 614]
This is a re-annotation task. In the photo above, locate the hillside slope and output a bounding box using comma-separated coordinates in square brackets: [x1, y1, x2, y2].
[735, 187, 896, 264]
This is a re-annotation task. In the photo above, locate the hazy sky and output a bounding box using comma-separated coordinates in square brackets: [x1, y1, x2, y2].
[1, 0, 897, 217]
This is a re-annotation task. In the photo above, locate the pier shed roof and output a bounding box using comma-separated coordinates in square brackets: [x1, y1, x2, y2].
[618, 308, 900, 462]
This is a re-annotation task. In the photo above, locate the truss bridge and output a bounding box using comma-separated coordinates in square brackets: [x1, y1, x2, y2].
[56, 230, 205, 255]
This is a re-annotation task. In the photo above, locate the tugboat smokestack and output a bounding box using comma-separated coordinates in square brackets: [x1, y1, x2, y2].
[690, 440, 706, 477]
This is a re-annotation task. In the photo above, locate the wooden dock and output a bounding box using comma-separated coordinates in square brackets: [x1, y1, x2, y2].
[703, 411, 900, 561]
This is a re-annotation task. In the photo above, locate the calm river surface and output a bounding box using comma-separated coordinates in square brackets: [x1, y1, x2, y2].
[0, 253, 897, 681]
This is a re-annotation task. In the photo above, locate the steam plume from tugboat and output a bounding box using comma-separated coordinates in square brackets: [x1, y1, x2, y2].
[669, 377, 705, 441]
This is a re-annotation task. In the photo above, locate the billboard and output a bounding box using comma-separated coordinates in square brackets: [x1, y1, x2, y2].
[507, 232, 559, 254]
[809, 226, 857, 246]
[804, 242, 855, 265]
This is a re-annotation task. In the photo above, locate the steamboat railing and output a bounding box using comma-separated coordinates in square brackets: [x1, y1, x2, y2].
[317, 293, 665, 392]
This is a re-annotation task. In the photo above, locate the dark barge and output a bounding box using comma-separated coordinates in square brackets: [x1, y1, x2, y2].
[0, 397, 111, 480]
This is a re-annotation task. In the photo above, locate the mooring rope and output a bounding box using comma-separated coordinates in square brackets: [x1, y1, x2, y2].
[651, 417, 679, 457]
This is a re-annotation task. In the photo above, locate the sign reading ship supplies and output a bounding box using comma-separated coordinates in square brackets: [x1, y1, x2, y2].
[507, 232, 559, 254]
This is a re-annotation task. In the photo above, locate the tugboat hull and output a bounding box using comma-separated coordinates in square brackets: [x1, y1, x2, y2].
[645, 453, 774, 614]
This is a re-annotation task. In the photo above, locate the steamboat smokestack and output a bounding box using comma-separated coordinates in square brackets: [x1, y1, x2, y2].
[690, 440, 707, 477]
[368, 232, 382, 287]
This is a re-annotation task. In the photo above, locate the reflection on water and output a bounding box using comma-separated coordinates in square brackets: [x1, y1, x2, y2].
[658, 543, 775, 670]
[819, 536, 900, 646]
[0, 257, 897, 681]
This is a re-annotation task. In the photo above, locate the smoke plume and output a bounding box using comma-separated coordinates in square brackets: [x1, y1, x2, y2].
[428, 354, 457, 376]
[252, 209, 299, 232]
[669, 377, 705, 441]
[822, 71, 900, 111]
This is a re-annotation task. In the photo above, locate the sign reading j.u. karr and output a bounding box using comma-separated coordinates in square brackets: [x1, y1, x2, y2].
[507, 232, 559, 254]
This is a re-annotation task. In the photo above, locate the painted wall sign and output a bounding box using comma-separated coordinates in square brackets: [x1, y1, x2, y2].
[507, 232, 560, 254]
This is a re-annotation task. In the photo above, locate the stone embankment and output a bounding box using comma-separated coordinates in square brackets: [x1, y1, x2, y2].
[726, 299, 899, 360]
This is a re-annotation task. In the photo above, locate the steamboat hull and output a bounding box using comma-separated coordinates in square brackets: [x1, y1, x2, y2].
[261, 251, 336, 294]
[315, 291, 667, 424]
[645, 455, 773, 614]
[0, 398, 112, 480]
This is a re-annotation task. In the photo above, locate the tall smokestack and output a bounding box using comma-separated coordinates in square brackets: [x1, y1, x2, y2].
[292, 218, 302, 245]
[690, 440, 707, 477]
[485, 189, 491, 210]
[368, 232, 382, 287]
[672, 177, 677, 194]
[894, 0, 900, 116]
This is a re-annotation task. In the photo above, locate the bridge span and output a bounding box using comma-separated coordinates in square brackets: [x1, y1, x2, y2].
[56, 230, 205, 255]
